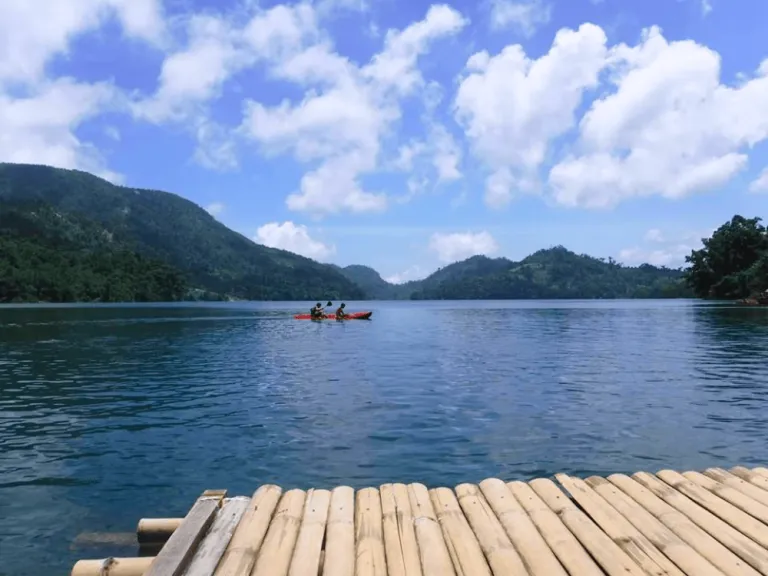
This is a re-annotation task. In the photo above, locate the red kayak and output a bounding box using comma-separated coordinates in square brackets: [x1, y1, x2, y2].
[294, 311, 373, 320]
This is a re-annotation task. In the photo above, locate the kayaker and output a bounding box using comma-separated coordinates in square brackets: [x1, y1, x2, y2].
[310, 302, 324, 319]
[335, 302, 347, 319]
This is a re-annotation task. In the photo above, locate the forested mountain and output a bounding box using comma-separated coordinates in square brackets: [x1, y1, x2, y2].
[0, 162, 710, 304]
[0, 163, 364, 302]
[407, 249, 691, 300]
[0, 204, 186, 302]
[335, 265, 413, 299]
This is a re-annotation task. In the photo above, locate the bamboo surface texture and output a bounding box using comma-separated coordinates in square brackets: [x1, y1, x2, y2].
[72, 466, 768, 576]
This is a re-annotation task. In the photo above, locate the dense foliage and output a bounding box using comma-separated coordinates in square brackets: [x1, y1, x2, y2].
[0, 163, 364, 301]
[0, 163, 706, 304]
[684, 215, 768, 299]
[408, 249, 692, 300]
[336, 265, 413, 299]
[0, 205, 186, 302]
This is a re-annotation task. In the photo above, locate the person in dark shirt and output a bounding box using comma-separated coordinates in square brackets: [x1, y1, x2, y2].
[335, 302, 347, 319]
[310, 302, 325, 319]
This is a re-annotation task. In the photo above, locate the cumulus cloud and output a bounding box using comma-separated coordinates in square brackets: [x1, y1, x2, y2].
[489, 0, 552, 36]
[131, 3, 468, 211]
[255, 221, 335, 260]
[384, 265, 428, 284]
[618, 227, 709, 268]
[390, 89, 462, 192]
[456, 22, 768, 210]
[393, 141, 427, 171]
[133, 5, 318, 125]
[239, 4, 467, 214]
[5, 0, 767, 222]
[618, 245, 692, 268]
[0, 79, 123, 182]
[455, 23, 608, 208]
[0, 0, 165, 86]
[0, 0, 166, 180]
[428, 231, 499, 263]
[549, 27, 768, 208]
[750, 167, 768, 193]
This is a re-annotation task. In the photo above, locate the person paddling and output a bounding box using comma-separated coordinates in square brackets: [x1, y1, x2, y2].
[310, 301, 333, 319]
[310, 302, 324, 319]
[335, 302, 347, 320]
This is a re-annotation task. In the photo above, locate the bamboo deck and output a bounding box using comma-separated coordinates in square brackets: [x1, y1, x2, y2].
[72, 465, 768, 576]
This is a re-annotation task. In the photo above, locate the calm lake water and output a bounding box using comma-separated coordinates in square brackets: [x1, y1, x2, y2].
[1, 299, 768, 574]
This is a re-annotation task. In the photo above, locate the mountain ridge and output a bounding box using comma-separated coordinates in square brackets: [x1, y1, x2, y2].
[0, 163, 364, 302]
[363, 250, 691, 300]
[0, 162, 691, 303]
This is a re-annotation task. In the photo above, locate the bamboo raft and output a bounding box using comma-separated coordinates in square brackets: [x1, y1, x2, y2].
[72, 465, 768, 576]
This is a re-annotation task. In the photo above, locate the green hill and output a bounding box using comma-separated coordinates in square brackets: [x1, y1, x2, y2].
[335, 265, 413, 299]
[0, 162, 695, 304]
[0, 203, 186, 303]
[0, 163, 364, 303]
[408, 247, 691, 300]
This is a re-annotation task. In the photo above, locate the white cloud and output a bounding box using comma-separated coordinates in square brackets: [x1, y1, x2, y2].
[0, 0, 165, 181]
[484, 168, 515, 208]
[131, 3, 320, 170]
[239, 4, 467, 215]
[107, 0, 166, 45]
[194, 121, 239, 171]
[549, 27, 768, 208]
[701, 0, 713, 16]
[7, 0, 765, 221]
[618, 226, 710, 267]
[644, 228, 665, 242]
[428, 231, 499, 263]
[362, 6, 467, 95]
[455, 23, 608, 208]
[0, 79, 123, 182]
[618, 245, 692, 268]
[750, 167, 768, 193]
[205, 202, 225, 216]
[391, 98, 461, 190]
[393, 140, 427, 171]
[0, 0, 165, 86]
[431, 124, 462, 182]
[255, 221, 335, 260]
[489, 0, 552, 36]
[132, 15, 244, 124]
[384, 265, 428, 284]
[132, 5, 319, 124]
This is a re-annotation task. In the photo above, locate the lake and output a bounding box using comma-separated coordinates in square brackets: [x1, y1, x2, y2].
[1, 300, 768, 575]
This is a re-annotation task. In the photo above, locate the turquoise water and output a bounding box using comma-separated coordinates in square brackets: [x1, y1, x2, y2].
[1, 300, 768, 575]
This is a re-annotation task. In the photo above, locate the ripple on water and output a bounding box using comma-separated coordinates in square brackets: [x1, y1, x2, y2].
[0, 301, 768, 575]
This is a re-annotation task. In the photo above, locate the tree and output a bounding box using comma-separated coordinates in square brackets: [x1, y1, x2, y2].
[684, 215, 768, 299]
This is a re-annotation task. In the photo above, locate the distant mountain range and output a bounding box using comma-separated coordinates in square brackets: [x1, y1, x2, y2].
[337, 251, 691, 300]
[0, 163, 691, 303]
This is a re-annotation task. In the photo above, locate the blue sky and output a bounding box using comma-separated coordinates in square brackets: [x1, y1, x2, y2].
[1, 0, 767, 282]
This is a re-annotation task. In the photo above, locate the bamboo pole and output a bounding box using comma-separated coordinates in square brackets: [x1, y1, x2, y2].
[71, 557, 154, 576]
[137, 519, 183, 544]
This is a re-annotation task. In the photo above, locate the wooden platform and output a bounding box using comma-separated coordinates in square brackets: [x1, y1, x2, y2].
[72, 465, 768, 576]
